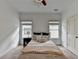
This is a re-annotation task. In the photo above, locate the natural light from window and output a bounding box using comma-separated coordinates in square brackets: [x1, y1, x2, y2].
[49, 21, 59, 39]
[21, 21, 32, 38]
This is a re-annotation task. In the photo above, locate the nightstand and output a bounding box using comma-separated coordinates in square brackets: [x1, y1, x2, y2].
[23, 38, 31, 47]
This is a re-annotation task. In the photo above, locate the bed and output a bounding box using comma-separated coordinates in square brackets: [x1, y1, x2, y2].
[18, 40, 68, 59]
[22, 40, 63, 56]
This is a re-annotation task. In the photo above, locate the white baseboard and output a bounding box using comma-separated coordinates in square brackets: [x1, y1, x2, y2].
[67, 46, 78, 55]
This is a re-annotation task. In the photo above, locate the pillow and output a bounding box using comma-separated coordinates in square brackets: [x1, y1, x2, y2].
[33, 35, 37, 41]
[42, 32, 49, 36]
[33, 35, 41, 42]
[33, 32, 41, 35]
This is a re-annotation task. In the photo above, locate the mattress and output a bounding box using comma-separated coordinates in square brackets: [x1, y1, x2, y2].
[22, 40, 63, 56]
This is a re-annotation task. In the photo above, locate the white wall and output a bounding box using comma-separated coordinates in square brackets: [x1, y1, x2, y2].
[0, 0, 19, 57]
[61, 0, 77, 54]
[21, 13, 61, 32]
[20, 13, 62, 45]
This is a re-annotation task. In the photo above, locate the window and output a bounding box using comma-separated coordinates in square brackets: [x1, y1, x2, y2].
[22, 25, 32, 38]
[49, 21, 59, 39]
[21, 21, 32, 38]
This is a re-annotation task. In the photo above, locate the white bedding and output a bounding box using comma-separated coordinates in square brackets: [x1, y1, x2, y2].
[27, 40, 56, 46]
[22, 40, 63, 56]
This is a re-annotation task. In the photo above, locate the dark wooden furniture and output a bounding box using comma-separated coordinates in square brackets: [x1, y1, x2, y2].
[23, 38, 31, 47]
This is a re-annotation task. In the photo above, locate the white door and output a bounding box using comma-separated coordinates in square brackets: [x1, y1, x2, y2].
[67, 15, 78, 54]
[74, 15, 78, 51]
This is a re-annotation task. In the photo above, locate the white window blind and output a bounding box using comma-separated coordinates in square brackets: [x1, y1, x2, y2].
[49, 21, 59, 39]
[21, 21, 32, 38]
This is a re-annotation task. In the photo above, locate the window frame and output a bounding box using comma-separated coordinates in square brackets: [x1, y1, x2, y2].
[48, 20, 60, 39]
[21, 20, 33, 38]
[22, 24, 32, 38]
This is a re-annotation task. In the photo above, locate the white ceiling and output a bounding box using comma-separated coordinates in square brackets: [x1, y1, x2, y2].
[7, 0, 76, 13]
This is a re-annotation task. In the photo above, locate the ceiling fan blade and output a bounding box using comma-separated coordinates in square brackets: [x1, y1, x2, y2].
[41, 0, 47, 6]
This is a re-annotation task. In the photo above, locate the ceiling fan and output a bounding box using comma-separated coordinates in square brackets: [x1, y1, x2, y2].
[34, 0, 47, 6]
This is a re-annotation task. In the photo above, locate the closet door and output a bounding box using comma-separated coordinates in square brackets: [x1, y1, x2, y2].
[67, 15, 78, 53]
[67, 16, 75, 49]
[74, 15, 78, 51]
